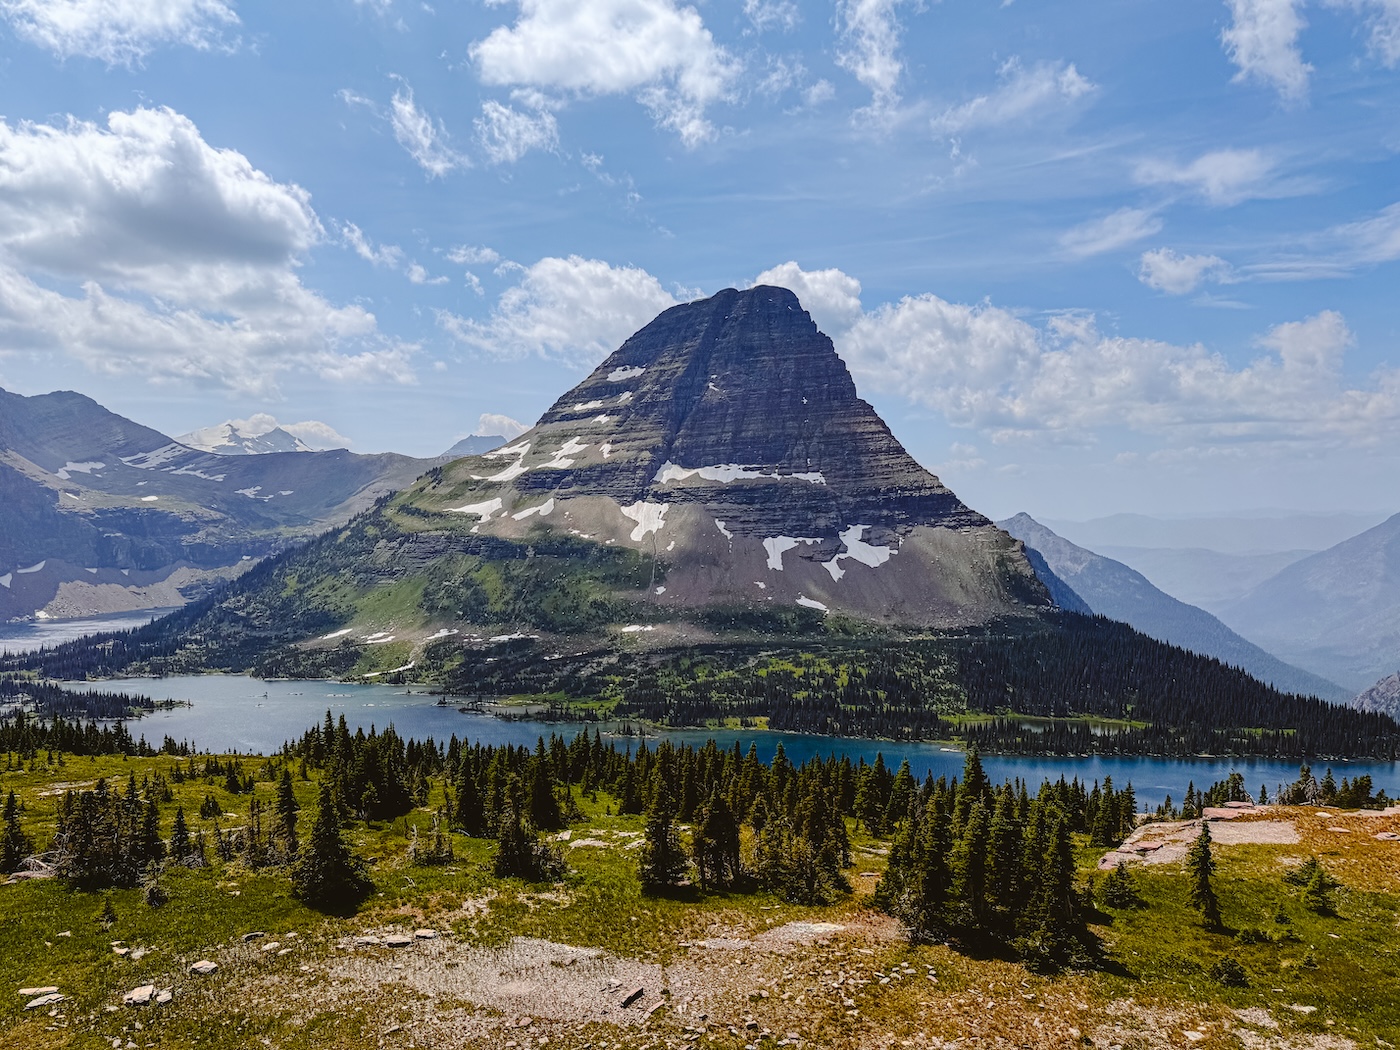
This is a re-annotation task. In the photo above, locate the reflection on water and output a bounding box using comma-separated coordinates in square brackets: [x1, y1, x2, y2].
[0, 609, 180, 655]
[73, 675, 1400, 809]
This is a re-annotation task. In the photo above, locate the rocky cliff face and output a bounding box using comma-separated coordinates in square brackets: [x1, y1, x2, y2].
[1352, 672, 1400, 719]
[408, 286, 1050, 628]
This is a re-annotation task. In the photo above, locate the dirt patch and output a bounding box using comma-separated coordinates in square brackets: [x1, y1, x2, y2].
[1100, 815, 1299, 870]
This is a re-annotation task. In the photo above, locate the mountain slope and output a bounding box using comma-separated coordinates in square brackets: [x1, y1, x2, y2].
[1216, 513, 1400, 692]
[0, 387, 432, 622]
[1352, 672, 1400, 719]
[440, 435, 508, 459]
[998, 513, 1350, 701]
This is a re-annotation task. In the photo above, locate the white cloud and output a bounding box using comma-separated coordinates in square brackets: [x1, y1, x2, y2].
[406, 263, 447, 285]
[476, 412, 529, 439]
[803, 79, 836, 107]
[469, 0, 740, 147]
[752, 261, 864, 337]
[475, 100, 559, 164]
[390, 78, 467, 176]
[438, 255, 678, 364]
[340, 222, 404, 267]
[930, 58, 1096, 135]
[744, 0, 798, 32]
[1134, 148, 1275, 205]
[1221, 0, 1312, 102]
[0, 0, 237, 64]
[836, 0, 909, 112]
[0, 107, 414, 396]
[1325, 0, 1400, 66]
[1330, 200, 1400, 264]
[1138, 248, 1234, 294]
[448, 245, 501, 266]
[760, 261, 1400, 448]
[1059, 208, 1164, 258]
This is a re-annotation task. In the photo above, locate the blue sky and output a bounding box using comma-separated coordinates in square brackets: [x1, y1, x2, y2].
[0, 0, 1397, 520]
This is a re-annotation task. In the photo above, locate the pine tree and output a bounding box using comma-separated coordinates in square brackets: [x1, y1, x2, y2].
[1, 790, 33, 874]
[638, 783, 688, 893]
[950, 800, 990, 926]
[170, 807, 191, 862]
[274, 769, 300, 855]
[693, 792, 741, 890]
[1302, 865, 1334, 915]
[1100, 861, 1142, 908]
[290, 784, 372, 912]
[1186, 823, 1222, 928]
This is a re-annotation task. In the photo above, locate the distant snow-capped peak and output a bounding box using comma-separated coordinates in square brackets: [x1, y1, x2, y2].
[179, 421, 314, 455]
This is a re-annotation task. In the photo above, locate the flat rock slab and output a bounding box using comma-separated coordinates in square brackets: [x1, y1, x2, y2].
[620, 986, 645, 1008]
[414, 929, 438, 940]
[190, 961, 218, 975]
[123, 985, 156, 1007]
[354, 936, 380, 946]
[19, 986, 59, 996]
[385, 935, 414, 948]
[1374, 831, 1400, 841]
[26, 993, 65, 1010]
[242, 931, 266, 942]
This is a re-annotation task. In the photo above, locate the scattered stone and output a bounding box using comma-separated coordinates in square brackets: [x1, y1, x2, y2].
[242, 932, 265, 943]
[19, 986, 59, 996]
[112, 947, 129, 957]
[1328, 826, 1352, 834]
[156, 989, 173, 1005]
[26, 993, 64, 1010]
[1287, 1004, 1318, 1015]
[190, 961, 218, 975]
[278, 948, 293, 956]
[1375, 831, 1400, 841]
[354, 936, 380, 947]
[385, 934, 413, 948]
[1183, 1032, 1207, 1043]
[621, 986, 645, 1008]
[122, 985, 156, 1007]
[414, 929, 438, 940]
[260, 942, 282, 952]
[55, 931, 70, 938]
[645, 1001, 667, 1019]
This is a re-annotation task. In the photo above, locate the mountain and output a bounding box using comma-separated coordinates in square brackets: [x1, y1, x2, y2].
[440, 435, 508, 459]
[1214, 513, 1400, 692]
[1090, 545, 1314, 612]
[1352, 672, 1400, 719]
[1044, 511, 1387, 555]
[998, 513, 1350, 701]
[0, 387, 432, 623]
[408, 285, 1050, 628]
[178, 421, 315, 455]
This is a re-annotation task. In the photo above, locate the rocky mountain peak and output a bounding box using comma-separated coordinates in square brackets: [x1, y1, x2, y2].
[416, 286, 1050, 628]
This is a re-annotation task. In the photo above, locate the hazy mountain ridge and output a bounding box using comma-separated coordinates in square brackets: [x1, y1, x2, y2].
[178, 421, 315, 455]
[998, 513, 1350, 702]
[1352, 672, 1400, 719]
[0, 387, 432, 622]
[1215, 513, 1400, 692]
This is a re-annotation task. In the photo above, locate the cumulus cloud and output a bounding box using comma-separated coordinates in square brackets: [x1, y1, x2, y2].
[1134, 148, 1275, 206]
[753, 261, 864, 337]
[753, 261, 1400, 447]
[836, 0, 909, 112]
[1059, 208, 1164, 258]
[1221, 0, 1312, 102]
[340, 222, 404, 268]
[469, 0, 740, 147]
[390, 78, 467, 176]
[438, 255, 678, 364]
[1138, 248, 1234, 294]
[475, 100, 559, 164]
[930, 58, 1096, 135]
[0, 107, 414, 396]
[0, 0, 237, 64]
[476, 413, 529, 439]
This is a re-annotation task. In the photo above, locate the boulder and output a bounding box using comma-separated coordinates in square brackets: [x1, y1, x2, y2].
[414, 929, 438, 940]
[122, 985, 156, 1007]
[384, 934, 413, 948]
[190, 961, 218, 975]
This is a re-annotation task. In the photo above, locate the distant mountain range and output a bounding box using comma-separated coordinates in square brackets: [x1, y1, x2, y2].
[1212, 513, 1400, 693]
[0, 386, 432, 623]
[178, 421, 316, 455]
[998, 513, 1350, 702]
[439, 435, 508, 459]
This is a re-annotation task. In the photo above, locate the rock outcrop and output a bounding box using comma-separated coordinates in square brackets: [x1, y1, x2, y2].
[1352, 671, 1400, 719]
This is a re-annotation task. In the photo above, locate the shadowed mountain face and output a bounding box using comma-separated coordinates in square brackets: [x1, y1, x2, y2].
[1216, 513, 1400, 692]
[0, 387, 431, 622]
[407, 286, 1052, 628]
[999, 513, 1350, 702]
